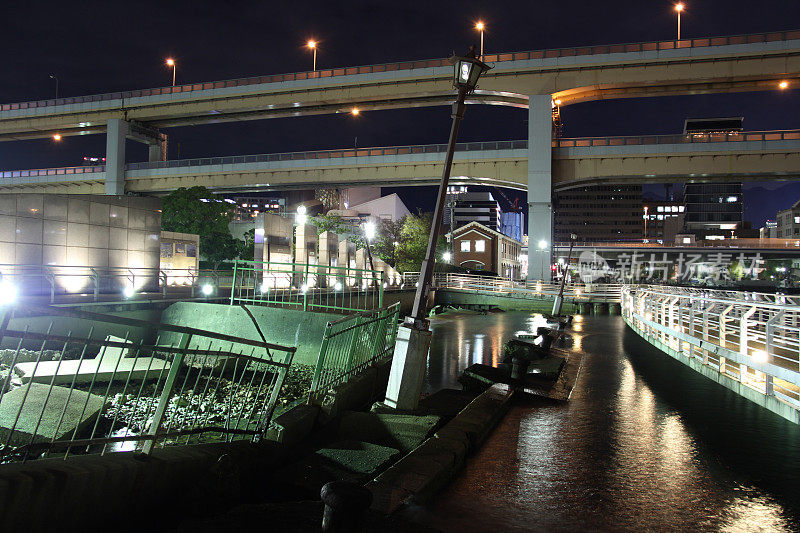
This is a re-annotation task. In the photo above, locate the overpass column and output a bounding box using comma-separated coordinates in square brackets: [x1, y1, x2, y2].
[105, 118, 129, 195]
[527, 94, 553, 280]
[148, 132, 168, 162]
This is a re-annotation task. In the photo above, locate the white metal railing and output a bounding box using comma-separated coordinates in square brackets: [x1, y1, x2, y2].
[401, 272, 622, 303]
[622, 285, 800, 411]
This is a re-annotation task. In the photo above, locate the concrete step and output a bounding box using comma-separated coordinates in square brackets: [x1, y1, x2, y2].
[338, 411, 441, 454]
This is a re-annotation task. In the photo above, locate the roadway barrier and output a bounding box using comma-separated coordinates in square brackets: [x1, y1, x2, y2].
[2, 29, 798, 112]
[622, 285, 800, 423]
[309, 303, 400, 397]
[0, 303, 296, 462]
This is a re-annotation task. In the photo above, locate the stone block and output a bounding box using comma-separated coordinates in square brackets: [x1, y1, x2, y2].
[337, 411, 440, 453]
[264, 403, 319, 446]
[0, 383, 105, 447]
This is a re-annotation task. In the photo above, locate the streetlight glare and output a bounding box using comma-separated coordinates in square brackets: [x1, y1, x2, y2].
[779, 80, 789, 89]
[475, 21, 484, 31]
[351, 108, 360, 116]
[297, 205, 307, 215]
[553, 99, 562, 106]
[52, 134, 62, 141]
[165, 58, 175, 66]
[538, 239, 548, 250]
[674, 3, 684, 11]
[443, 251, 452, 261]
[364, 220, 377, 241]
[307, 40, 316, 49]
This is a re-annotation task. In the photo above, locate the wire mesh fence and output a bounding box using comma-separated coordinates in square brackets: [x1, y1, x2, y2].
[230, 260, 385, 313]
[0, 304, 295, 462]
[309, 303, 400, 397]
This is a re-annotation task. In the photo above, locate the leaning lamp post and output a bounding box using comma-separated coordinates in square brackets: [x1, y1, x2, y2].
[384, 49, 491, 411]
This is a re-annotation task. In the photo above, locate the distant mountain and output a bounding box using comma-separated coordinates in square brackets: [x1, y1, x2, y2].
[743, 183, 800, 228]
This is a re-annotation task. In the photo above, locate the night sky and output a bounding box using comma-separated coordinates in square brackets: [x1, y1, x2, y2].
[1, 0, 799, 225]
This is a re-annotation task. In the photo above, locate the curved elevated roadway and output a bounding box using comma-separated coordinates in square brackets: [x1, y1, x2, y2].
[1, 130, 797, 194]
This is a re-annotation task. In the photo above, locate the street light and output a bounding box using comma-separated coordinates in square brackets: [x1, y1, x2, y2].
[475, 21, 485, 60]
[363, 220, 377, 271]
[165, 58, 176, 87]
[674, 3, 684, 40]
[386, 47, 491, 412]
[351, 108, 360, 116]
[49, 74, 59, 99]
[52, 134, 62, 142]
[296, 205, 308, 225]
[779, 80, 789, 89]
[643, 206, 649, 241]
[443, 251, 452, 262]
[307, 40, 317, 71]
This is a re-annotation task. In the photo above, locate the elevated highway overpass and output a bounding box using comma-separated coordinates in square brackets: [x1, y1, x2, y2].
[1, 130, 798, 194]
[1, 29, 798, 278]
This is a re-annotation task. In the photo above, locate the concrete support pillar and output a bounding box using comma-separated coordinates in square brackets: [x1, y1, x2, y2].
[148, 144, 163, 162]
[105, 118, 129, 195]
[526, 95, 553, 280]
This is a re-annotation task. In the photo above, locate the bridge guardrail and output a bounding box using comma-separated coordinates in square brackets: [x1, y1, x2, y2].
[0, 303, 295, 462]
[622, 285, 800, 412]
[402, 272, 622, 303]
[553, 238, 800, 249]
[309, 303, 400, 398]
[2, 30, 798, 112]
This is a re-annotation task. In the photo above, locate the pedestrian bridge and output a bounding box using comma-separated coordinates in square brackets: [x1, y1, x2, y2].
[0, 30, 798, 141]
[2, 130, 798, 194]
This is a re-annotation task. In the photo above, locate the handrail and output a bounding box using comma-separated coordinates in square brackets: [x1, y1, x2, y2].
[2, 29, 798, 111]
[4, 129, 797, 178]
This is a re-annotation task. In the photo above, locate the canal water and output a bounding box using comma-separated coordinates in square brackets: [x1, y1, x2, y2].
[406, 311, 800, 532]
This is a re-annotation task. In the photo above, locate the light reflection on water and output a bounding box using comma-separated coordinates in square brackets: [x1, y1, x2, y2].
[408, 312, 800, 532]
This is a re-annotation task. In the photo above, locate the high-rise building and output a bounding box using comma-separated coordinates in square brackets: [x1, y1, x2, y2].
[682, 182, 743, 237]
[448, 191, 500, 233]
[643, 199, 686, 243]
[554, 185, 642, 242]
[775, 201, 800, 238]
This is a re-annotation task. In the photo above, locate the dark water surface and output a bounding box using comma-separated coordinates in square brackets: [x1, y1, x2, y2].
[406, 311, 800, 532]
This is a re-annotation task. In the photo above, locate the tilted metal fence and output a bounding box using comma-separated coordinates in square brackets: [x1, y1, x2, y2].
[622, 285, 800, 410]
[402, 272, 622, 303]
[309, 303, 400, 397]
[0, 304, 295, 462]
[230, 260, 385, 313]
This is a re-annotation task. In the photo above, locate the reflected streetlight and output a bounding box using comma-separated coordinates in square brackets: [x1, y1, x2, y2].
[307, 40, 317, 71]
[166, 58, 176, 87]
[674, 3, 684, 40]
[475, 21, 485, 59]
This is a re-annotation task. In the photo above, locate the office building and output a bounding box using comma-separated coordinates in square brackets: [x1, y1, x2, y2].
[554, 185, 642, 242]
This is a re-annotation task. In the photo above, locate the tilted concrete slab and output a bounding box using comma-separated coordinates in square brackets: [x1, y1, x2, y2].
[0, 383, 105, 446]
[12, 336, 170, 385]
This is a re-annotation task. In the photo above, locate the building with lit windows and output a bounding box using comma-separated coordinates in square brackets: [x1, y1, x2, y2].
[643, 199, 686, 243]
[682, 183, 743, 237]
[231, 197, 285, 221]
[776, 200, 800, 238]
[448, 221, 523, 279]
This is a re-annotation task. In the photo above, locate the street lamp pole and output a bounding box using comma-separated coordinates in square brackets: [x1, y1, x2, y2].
[475, 22, 485, 60]
[675, 3, 684, 40]
[166, 58, 176, 86]
[49, 75, 59, 99]
[307, 40, 317, 71]
[643, 206, 649, 242]
[384, 48, 490, 412]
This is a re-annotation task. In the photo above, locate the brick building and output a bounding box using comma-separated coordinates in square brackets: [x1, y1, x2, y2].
[448, 221, 523, 279]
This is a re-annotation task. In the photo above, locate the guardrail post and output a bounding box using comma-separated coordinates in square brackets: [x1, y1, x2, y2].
[160, 270, 168, 298]
[765, 310, 783, 397]
[310, 322, 333, 396]
[91, 268, 100, 301]
[230, 260, 238, 305]
[378, 272, 384, 308]
[344, 315, 363, 373]
[143, 332, 192, 454]
[303, 262, 310, 311]
[719, 304, 733, 374]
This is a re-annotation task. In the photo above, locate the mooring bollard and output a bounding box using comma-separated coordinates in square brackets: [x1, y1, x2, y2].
[321, 481, 373, 532]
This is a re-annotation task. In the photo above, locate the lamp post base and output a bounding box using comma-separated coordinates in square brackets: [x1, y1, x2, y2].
[383, 324, 432, 412]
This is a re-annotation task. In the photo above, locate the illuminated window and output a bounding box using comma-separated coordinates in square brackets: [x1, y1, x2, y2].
[475, 240, 486, 252]
[794, 216, 799, 224]
[657, 206, 664, 212]
[460, 240, 471, 252]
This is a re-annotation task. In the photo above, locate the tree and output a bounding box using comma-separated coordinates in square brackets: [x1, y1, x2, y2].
[310, 213, 350, 236]
[372, 218, 404, 267]
[394, 212, 447, 273]
[161, 186, 243, 267]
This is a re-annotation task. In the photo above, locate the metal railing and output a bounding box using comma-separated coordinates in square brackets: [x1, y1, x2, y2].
[5, 129, 796, 179]
[229, 260, 387, 313]
[402, 272, 622, 303]
[309, 303, 400, 396]
[0, 264, 235, 303]
[553, 238, 800, 249]
[622, 285, 800, 410]
[0, 303, 295, 462]
[2, 29, 798, 112]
